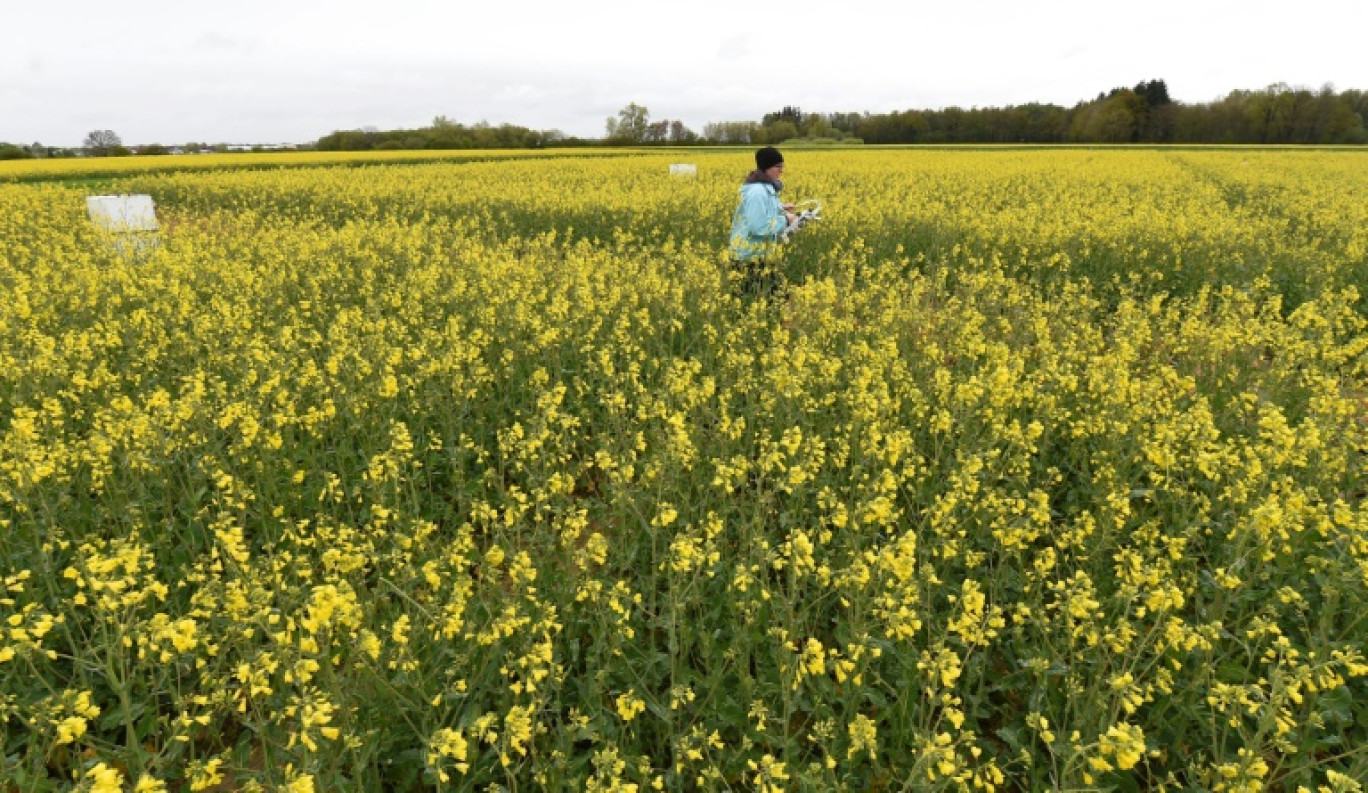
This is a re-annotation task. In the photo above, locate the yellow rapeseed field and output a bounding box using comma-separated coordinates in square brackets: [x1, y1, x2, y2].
[1, 149, 1366, 791]
[0, 149, 621, 183]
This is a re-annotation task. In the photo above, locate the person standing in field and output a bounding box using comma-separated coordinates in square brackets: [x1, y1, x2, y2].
[729, 146, 796, 298]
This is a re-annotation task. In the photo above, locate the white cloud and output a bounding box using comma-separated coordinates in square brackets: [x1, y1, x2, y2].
[1, 0, 1364, 146]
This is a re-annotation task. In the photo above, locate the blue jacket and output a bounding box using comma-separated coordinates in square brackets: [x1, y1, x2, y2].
[729, 182, 787, 261]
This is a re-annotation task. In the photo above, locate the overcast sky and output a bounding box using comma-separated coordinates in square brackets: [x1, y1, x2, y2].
[3, 0, 1364, 147]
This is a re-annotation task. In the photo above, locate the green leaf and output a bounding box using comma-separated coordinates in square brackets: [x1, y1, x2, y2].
[1319, 685, 1353, 725]
[995, 724, 1025, 753]
[99, 702, 147, 731]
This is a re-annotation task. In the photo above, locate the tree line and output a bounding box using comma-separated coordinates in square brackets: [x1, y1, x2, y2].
[0, 129, 291, 160]
[851, 82, 1366, 145]
[5, 81, 1363, 159]
[703, 82, 1366, 146]
[311, 81, 1364, 151]
[314, 117, 581, 152]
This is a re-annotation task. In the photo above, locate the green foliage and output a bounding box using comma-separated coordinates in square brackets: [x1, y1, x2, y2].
[1070, 90, 1145, 142]
[83, 129, 125, 157]
[766, 120, 799, 143]
[316, 120, 572, 151]
[606, 102, 651, 143]
[1135, 79, 1171, 107]
[731, 82, 1364, 145]
[780, 137, 863, 146]
[298, 81, 1362, 150]
[763, 106, 805, 127]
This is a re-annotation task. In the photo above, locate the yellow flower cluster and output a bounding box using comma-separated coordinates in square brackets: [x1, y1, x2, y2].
[1, 147, 1365, 790]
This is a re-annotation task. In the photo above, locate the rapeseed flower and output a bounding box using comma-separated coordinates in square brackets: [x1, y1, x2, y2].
[2, 147, 1365, 790]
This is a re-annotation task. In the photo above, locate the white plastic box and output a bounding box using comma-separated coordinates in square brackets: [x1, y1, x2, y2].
[668, 164, 697, 177]
[87, 194, 160, 256]
[86, 194, 159, 232]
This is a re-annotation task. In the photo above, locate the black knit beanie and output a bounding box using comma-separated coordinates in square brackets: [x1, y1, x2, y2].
[755, 146, 784, 171]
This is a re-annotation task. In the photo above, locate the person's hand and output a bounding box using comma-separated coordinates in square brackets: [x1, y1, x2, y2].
[785, 212, 797, 225]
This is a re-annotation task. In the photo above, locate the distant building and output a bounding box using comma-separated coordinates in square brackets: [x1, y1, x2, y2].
[223, 143, 299, 152]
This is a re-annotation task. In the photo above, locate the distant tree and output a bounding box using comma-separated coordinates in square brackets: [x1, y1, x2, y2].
[1130, 79, 1175, 141]
[1134, 79, 1171, 107]
[315, 118, 561, 151]
[425, 122, 471, 149]
[668, 120, 698, 144]
[936, 107, 968, 142]
[138, 143, 171, 155]
[1015, 103, 1069, 142]
[83, 129, 123, 156]
[762, 106, 804, 127]
[701, 121, 761, 144]
[826, 112, 864, 137]
[764, 119, 799, 143]
[852, 110, 928, 144]
[704, 83, 1367, 147]
[472, 122, 500, 148]
[316, 129, 375, 151]
[1328, 88, 1367, 142]
[1070, 90, 1143, 142]
[0, 143, 31, 160]
[643, 120, 670, 143]
[1242, 83, 1312, 143]
[803, 115, 835, 139]
[605, 103, 650, 143]
[28, 141, 47, 158]
[1343, 88, 1368, 121]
